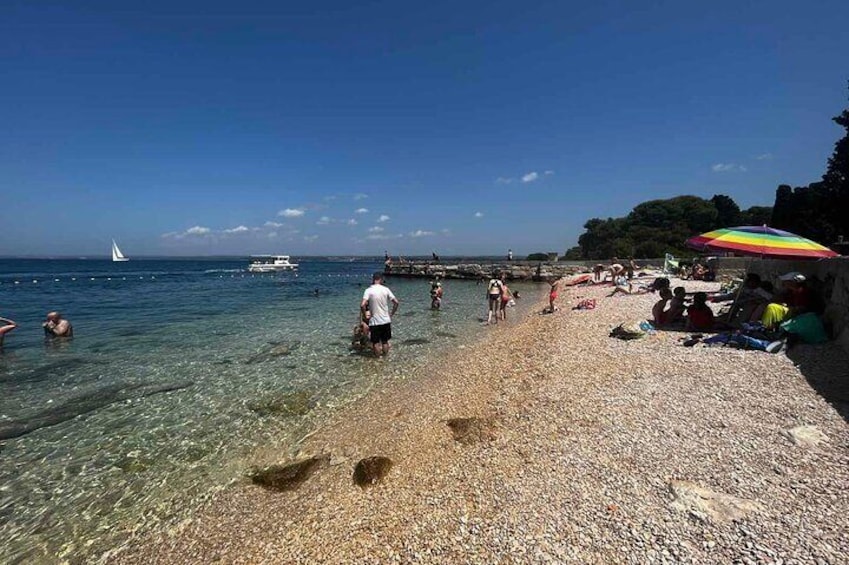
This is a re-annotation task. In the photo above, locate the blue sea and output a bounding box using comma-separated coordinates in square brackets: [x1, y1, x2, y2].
[0, 258, 539, 563]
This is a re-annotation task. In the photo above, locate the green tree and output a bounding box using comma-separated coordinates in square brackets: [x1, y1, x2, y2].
[770, 84, 848, 244]
[741, 206, 773, 226]
[562, 246, 583, 260]
[710, 194, 742, 227]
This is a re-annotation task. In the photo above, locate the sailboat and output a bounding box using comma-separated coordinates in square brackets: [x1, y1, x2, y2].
[111, 239, 129, 262]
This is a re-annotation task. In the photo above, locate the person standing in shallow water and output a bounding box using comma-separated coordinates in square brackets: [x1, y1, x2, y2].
[430, 277, 443, 310]
[43, 311, 73, 338]
[486, 272, 503, 324]
[361, 272, 399, 357]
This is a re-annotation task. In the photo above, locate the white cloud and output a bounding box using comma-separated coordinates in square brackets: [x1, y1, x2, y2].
[755, 153, 773, 160]
[544, 170, 555, 175]
[474, 211, 484, 218]
[711, 163, 747, 173]
[409, 230, 434, 238]
[223, 225, 249, 234]
[365, 233, 403, 241]
[441, 228, 452, 235]
[317, 216, 332, 225]
[304, 235, 319, 242]
[496, 177, 514, 184]
[347, 218, 357, 226]
[521, 171, 539, 183]
[278, 208, 305, 218]
[368, 226, 384, 233]
[267, 231, 278, 238]
[323, 195, 337, 202]
[162, 225, 212, 239]
[264, 221, 284, 228]
[378, 214, 390, 223]
[355, 208, 369, 214]
[354, 193, 368, 200]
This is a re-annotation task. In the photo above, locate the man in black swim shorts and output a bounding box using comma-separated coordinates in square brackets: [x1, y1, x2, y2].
[361, 272, 400, 356]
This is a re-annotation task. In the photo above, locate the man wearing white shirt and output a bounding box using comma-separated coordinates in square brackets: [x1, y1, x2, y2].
[361, 272, 400, 357]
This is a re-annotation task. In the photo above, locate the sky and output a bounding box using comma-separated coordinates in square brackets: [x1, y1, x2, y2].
[1, 0, 848, 257]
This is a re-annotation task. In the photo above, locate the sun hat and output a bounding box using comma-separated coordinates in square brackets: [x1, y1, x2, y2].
[779, 272, 806, 282]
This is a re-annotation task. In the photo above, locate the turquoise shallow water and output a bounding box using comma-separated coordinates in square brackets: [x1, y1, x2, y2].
[0, 258, 539, 563]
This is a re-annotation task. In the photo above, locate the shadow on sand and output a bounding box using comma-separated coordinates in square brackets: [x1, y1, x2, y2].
[786, 342, 849, 424]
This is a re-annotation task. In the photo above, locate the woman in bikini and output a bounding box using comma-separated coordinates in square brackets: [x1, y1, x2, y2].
[486, 272, 503, 324]
[499, 275, 512, 321]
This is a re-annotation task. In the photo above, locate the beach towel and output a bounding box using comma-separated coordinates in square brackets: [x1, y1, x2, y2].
[609, 322, 646, 340]
[565, 274, 592, 286]
[574, 298, 596, 310]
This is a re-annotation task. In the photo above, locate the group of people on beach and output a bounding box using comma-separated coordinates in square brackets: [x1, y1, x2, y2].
[0, 311, 74, 349]
[636, 266, 829, 350]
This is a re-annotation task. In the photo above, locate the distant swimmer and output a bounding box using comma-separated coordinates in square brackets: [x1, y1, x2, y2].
[0, 315, 18, 347]
[43, 311, 73, 338]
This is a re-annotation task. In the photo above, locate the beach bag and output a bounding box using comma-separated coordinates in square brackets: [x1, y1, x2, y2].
[781, 313, 828, 344]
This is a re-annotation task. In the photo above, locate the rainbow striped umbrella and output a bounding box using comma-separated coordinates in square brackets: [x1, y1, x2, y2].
[685, 225, 839, 259]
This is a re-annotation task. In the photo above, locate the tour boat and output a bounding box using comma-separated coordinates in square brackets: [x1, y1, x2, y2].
[112, 239, 129, 262]
[247, 255, 298, 272]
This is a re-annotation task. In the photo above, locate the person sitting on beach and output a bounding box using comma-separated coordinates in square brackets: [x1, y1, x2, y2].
[0, 314, 18, 347]
[648, 277, 670, 293]
[652, 288, 673, 326]
[608, 275, 631, 297]
[665, 286, 687, 326]
[608, 277, 653, 297]
[499, 275, 512, 321]
[718, 273, 773, 326]
[547, 277, 560, 313]
[691, 260, 710, 281]
[43, 311, 73, 338]
[761, 272, 815, 330]
[685, 292, 715, 332]
[486, 273, 503, 324]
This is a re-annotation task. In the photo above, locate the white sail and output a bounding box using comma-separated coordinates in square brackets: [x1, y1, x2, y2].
[112, 239, 129, 262]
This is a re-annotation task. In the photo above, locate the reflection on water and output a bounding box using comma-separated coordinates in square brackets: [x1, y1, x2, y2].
[0, 259, 541, 562]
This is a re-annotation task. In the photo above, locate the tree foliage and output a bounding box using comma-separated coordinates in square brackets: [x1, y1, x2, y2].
[770, 86, 849, 245]
[573, 194, 770, 259]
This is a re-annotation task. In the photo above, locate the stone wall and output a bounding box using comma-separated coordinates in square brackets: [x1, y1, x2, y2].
[383, 261, 584, 281]
[747, 257, 849, 350]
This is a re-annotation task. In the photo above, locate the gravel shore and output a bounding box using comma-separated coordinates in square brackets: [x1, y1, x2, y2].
[113, 278, 849, 564]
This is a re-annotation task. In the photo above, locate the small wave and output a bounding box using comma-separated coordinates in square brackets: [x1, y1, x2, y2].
[203, 268, 245, 274]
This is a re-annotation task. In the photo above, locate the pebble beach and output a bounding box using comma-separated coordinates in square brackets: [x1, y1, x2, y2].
[112, 277, 849, 564]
